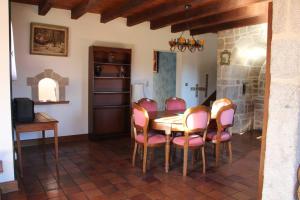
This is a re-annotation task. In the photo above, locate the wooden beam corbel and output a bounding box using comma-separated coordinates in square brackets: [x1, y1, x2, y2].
[72, 0, 104, 19]
[38, 0, 53, 16]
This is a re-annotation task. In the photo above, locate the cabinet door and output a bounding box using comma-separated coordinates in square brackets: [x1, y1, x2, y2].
[93, 107, 130, 135]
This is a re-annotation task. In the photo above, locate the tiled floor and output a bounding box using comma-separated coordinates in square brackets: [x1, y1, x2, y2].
[3, 132, 261, 200]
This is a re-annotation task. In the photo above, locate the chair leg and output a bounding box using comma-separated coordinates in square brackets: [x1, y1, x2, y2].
[228, 141, 232, 164]
[201, 146, 206, 174]
[138, 145, 143, 160]
[215, 142, 220, 167]
[132, 142, 138, 167]
[183, 146, 188, 176]
[192, 150, 196, 168]
[142, 145, 148, 173]
[149, 148, 154, 168]
[173, 146, 177, 162]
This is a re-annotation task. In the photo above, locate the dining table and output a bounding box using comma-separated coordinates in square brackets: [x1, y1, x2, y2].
[148, 109, 216, 173]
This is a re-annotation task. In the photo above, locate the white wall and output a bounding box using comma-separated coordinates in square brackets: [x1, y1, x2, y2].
[0, 1, 15, 183]
[178, 35, 217, 108]
[11, 2, 217, 140]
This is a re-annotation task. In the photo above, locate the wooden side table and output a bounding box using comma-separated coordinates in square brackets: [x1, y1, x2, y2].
[15, 112, 59, 177]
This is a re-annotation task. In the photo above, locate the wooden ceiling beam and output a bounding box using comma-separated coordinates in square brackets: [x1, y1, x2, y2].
[126, 0, 215, 27]
[100, 0, 150, 23]
[38, 0, 53, 15]
[71, 0, 104, 19]
[171, 2, 268, 33]
[190, 15, 267, 35]
[150, 0, 270, 30]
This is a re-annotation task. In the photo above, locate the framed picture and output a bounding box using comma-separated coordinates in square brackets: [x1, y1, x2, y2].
[30, 22, 68, 56]
[220, 50, 231, 65]
[153, 51, 159, 73]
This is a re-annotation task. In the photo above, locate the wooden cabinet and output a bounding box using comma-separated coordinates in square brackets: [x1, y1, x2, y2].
[88, 46, 131, 139]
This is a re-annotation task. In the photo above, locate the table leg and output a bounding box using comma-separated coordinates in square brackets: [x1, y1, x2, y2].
[16, 131, 23, 177]
[54, 123, 59, 162]
[165, 128, 171, 173]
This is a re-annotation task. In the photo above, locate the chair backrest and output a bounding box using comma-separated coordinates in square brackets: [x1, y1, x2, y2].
[183, 105, 211, 140]
[165, 97, 186, 111]
[211, 98, 233, 118]
[216, 104, 236, 131]
[137, 98, 158, 112]
[132, 103, 149, 141]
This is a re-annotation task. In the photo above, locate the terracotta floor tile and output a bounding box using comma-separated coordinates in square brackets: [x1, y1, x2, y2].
[84, 189, 104, 199]
[46, 189, 65, 198]
[3, 133, 261, 200]
[79, 182, 97, 191]
[130, 194, 151, 200]
[67, 191, 88, 200]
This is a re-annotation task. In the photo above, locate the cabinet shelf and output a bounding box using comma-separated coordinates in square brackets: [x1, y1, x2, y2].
[94, 62, 131, 66]
[93, 91, 130, 94]
[93, 105, 130, 109]
[94, 76, 130, 79]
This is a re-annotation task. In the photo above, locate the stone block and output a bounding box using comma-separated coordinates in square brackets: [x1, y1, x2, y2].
[223, 86, 239, 100]
[59, 78, 69, 86]
[36, 72, 45, 81]
[218, 29, 234, 37]
[290, 0, 300, 33]
[51, 72, 62, 81]
[225, 37, 234, 43]
[218, 38, 224, 49]
[221, 65, 249, 79]
[44, 69, 53, 77]
[271, 38, 300, 78]
[272, 0, 288, 34]
[27, 77, 37, 86]
[224, 43, 234, 49]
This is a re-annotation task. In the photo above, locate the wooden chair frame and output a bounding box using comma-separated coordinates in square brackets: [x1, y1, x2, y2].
[165, 97, 186, 111]
[212, 98, 233, 107]
[137, 98, 157, 111]
[131, 103, 165, 173]
[173, 105, 211, 176]
[214, 104, 237, 166]
[211, 98, 233, 118]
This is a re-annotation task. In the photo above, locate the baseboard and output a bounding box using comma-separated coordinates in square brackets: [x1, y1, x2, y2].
[17, 134, 89, 147]
[0, 180, 18, 194]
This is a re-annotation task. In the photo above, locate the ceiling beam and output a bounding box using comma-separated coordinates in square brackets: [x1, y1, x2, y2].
[38, 0, 53, 15]
[171, 2, 268, 33]
[71, 0, 104, 19]
[100, 0, 150, 23]
[150, 0, 270, 30]
[126, 0, 215, 27]
[190, 15, 268, 35]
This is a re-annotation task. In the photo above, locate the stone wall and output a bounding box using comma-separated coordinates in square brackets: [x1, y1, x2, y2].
[217, 24, 267, 133]
[262, 0, 300, 199]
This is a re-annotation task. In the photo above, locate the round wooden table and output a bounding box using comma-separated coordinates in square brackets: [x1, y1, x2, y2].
[148, 110, 185, 173]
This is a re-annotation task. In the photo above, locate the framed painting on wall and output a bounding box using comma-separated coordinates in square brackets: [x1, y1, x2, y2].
[220, 50, 231, 65]
[30, 22, 69, 56]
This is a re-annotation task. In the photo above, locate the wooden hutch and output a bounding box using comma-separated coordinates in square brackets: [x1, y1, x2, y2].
[88, 46, 131, 139]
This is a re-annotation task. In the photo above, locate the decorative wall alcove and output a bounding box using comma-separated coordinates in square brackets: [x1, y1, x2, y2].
[27, 69, 69, 105]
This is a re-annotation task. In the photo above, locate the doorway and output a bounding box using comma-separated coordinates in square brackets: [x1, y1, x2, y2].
[153, 51, 176, 110]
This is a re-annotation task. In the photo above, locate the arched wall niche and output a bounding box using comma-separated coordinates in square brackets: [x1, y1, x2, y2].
[27, 69, 69, 104]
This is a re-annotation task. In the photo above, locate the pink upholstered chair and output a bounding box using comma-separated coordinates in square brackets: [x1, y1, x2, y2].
[207, 104, 236, 166]
[172, 105, 211, 176]
[137, 98, 158, 112]
[211, 98, 233, 119]
[165, 97, 186, 111]
[132, 103, 166, 173]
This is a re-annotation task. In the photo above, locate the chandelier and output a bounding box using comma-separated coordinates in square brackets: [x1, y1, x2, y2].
[169, 4, 205, 53]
